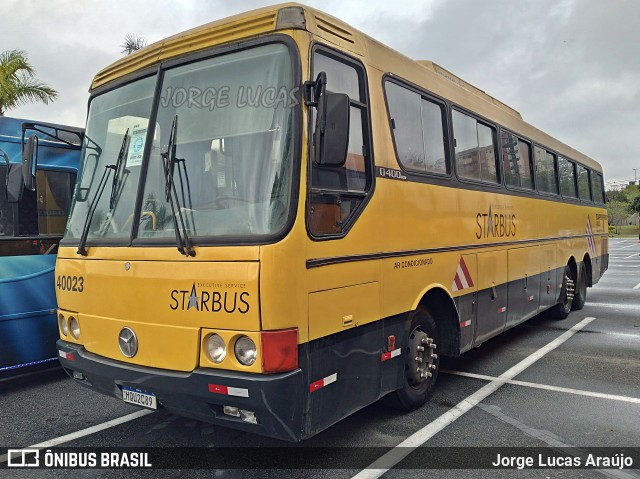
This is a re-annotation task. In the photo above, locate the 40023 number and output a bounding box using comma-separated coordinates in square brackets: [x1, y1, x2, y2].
[57, 275, 84, 292]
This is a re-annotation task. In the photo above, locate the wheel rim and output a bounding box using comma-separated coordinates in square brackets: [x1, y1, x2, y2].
[562, 268, 575, 311]
[405, 327, 438, 389]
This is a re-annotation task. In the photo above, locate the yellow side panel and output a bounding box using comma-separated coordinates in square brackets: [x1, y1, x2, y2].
[537, 244, 557, 279]
[476, 250, 508, 292]
[507, 246, 541, 282]
[308, 282, 380, 341]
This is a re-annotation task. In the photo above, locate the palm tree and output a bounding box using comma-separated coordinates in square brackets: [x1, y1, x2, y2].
[121, 34, 147, 55]
[0, 50, 58, 116]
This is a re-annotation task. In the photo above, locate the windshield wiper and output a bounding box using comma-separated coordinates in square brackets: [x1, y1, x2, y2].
[161, 115, 195, 257]
[77, 130, 129, 256]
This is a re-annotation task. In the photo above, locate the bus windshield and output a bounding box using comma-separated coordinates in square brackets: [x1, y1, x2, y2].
[65, 42, 295, 244]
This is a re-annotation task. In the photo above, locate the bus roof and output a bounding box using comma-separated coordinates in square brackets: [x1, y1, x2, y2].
[91, 3, 602, 173]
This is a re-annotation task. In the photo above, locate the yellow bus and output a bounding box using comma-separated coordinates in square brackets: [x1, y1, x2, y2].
[53, 3, 608, 441]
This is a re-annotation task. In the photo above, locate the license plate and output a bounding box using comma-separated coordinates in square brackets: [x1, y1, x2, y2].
[122, 386, 157, 410]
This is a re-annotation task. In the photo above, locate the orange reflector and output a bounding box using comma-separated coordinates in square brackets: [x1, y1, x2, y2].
[387, 335, 396, 351]
[260, 329, 298, 373]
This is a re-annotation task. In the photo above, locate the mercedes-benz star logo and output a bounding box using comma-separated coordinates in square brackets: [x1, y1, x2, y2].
[118, 327, 138, 358]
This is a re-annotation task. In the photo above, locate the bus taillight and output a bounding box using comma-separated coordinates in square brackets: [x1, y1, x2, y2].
[260, 329, 298, 373]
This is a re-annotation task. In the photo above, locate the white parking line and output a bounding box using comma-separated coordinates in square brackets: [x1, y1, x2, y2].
[623, 253, 639, 259]
[477, 404, 638, 479]
[586, 302, 640, 310]
[634, 283, 640, 290]
[442, 370, 640, 404]
[350, 317, 595, 479]
[0, 409, 153, 464]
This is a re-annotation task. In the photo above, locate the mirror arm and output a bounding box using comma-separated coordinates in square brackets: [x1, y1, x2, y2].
[304, 72, 327, 108]
[303, 81, 317, 107]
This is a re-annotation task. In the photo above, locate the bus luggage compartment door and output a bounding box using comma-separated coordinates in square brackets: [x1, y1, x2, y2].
[506, 247, 542, 329]
[474, 250, 508, 345]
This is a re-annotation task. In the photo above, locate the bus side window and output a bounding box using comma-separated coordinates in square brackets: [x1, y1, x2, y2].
[577, 164, 591, 201]
[36, 170, 77, 235]
[558, 156, 577, 198]
[501, 131, 533, 190]
[0, 166, 15, 236]
[18, 188, 38, 236]
[591, 171, 605, 204]
[534, 146, 558, 195]
[309, 49, 372, 237]
[385, 80, 448, 175]
[452, 109, 498, 184]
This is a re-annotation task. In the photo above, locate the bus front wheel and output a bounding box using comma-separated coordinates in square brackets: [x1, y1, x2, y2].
[385, 307, 440, 411]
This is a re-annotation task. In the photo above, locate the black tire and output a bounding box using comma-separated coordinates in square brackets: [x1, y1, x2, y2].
[571, 263, 587, 310]
[552, 265, 574, 320]
[384, 307, 440, 411]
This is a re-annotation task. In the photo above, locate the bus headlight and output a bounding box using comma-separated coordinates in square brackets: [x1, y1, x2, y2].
[206, 334, 226, 363]
[69, 317, 81, 339]
[234, 336, 257, 366]
[59, 314, 68, 336]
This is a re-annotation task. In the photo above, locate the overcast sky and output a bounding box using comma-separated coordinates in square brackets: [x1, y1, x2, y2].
[2, 0, 638, 183]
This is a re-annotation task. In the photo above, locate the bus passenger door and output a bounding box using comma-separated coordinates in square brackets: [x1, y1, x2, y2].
[474, 250, 508, 344]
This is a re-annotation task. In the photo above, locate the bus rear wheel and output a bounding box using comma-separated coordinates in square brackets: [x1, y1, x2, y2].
[385, 307, 440, 411]
[553, 265, 575, 320]
[571, 263, 587, 310]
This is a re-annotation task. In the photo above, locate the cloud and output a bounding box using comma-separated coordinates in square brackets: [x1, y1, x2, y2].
[3, 0, 638, 181]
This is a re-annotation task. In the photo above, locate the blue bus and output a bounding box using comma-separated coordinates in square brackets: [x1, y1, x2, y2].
[0, 117, 82, 376]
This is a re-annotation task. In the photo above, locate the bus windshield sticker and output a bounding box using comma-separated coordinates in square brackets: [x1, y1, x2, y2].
[126, 123, 147, 167]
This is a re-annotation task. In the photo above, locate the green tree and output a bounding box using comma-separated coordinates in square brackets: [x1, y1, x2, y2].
[624, 184, 639, 208]
[0, 50, 58, 116]
[630, 195, 640, 215]
[607, 200, 628, 234]
[605, 189, 627, 203]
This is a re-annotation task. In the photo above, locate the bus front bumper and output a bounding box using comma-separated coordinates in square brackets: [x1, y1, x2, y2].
[57, 340, 306, 442]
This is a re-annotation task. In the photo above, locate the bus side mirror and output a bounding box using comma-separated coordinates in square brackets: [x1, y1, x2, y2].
[22, 134, 38, 191]
[314, 91, 350, 167]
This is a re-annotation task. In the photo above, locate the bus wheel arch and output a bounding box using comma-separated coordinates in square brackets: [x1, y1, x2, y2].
[417, 287, 459, 358]
[385, 287, 458, 411]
